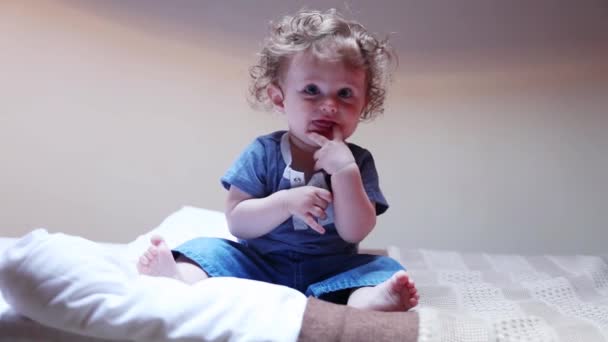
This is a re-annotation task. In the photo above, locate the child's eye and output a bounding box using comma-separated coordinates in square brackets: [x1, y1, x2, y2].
[338, 88, 353, 99]
[303, 84, 320, 95]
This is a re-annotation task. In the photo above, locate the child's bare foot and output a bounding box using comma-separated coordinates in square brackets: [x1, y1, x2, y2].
[136, 235, 180, 279]
[348, 270, 419, 311]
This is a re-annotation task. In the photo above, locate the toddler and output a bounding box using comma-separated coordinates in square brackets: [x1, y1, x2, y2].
[138, 8, 418, 311]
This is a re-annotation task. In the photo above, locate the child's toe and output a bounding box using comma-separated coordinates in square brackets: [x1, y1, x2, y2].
[138, 255, 149, 266]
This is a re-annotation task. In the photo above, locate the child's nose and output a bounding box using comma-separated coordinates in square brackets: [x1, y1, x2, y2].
[320, 98, 338, 114]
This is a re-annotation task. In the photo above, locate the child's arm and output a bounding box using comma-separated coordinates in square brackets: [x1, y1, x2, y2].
[226, 185, 332, 239]
[330, 164, 376, 243]
[308, 129, 376, 243]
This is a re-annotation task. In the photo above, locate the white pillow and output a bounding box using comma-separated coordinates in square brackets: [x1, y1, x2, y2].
[0, 229, 307, 341]
[126, 206, 236, 262]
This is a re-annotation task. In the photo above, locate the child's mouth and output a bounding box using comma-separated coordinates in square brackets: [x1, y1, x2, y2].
[310, 120, 334, 135]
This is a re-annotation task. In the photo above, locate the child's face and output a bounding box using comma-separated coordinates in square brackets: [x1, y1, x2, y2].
[268, 51, 367, 151]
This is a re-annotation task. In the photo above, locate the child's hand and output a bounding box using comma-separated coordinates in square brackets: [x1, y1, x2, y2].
[308, 125, 356, 175]
[283, 186, 332, 234]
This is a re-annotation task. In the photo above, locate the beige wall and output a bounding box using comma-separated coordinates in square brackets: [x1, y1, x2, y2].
[1, 1, 607, 253]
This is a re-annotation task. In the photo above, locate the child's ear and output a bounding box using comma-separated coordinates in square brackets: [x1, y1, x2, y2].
[267, 83, 285, 113]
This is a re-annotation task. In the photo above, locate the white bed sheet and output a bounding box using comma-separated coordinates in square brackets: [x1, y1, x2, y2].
[0, 207, 307, 342]
[0, 236, 136, 342]
[0, 237, 128, 342]
[5, 206, 606, 341]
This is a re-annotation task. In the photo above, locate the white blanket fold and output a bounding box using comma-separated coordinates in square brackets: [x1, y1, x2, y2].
[0, 229, 307, 342]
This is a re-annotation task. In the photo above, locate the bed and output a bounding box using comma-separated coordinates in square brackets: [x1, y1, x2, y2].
[1, 206, 607, 341]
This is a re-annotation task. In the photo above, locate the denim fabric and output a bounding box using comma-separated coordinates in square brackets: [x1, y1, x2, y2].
[219, 130, 388, 256]
[173, 237, 405, 304]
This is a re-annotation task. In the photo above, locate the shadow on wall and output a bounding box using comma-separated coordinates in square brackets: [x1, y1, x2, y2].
[57, 0, 608, 98]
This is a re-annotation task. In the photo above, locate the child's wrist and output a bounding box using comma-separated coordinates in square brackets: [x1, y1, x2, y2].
[332, 162, 358, 177]
[275, 189, 291, 215]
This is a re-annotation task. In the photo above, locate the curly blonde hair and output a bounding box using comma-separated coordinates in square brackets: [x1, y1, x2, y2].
[249, 9, 397, 121]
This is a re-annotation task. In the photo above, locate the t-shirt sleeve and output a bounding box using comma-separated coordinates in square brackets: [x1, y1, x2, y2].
[356, 149, 389, 216]
[221, 139, 268, 198]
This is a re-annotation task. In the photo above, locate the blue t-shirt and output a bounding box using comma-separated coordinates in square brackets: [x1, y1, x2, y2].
[221, 130, 388, 255]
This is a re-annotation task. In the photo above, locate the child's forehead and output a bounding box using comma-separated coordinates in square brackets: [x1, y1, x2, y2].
[279, 52, 367, 88]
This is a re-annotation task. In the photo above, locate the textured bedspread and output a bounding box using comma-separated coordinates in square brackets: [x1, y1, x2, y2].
[2, 225, 607, 341]
[394, 248, 608, 341]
